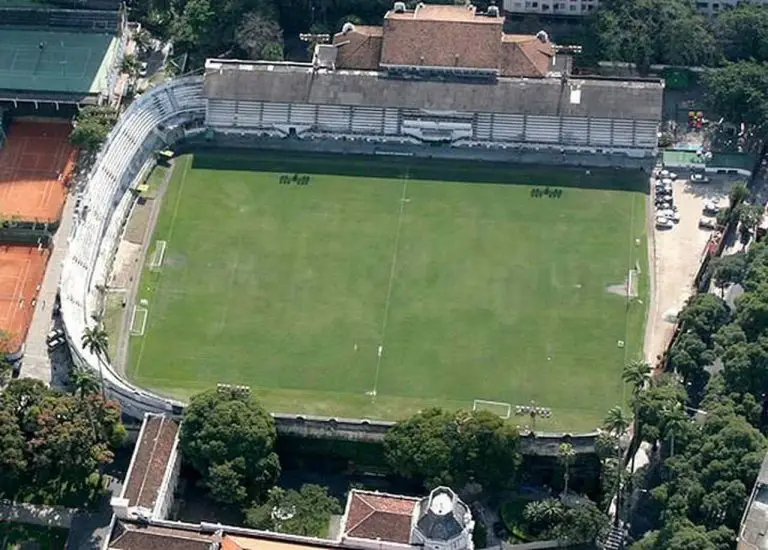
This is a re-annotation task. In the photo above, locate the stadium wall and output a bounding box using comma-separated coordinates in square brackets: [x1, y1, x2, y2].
[60, 75, 602, 447]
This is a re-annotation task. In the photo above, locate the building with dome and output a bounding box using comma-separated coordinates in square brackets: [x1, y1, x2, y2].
[340, 487, 474, 550]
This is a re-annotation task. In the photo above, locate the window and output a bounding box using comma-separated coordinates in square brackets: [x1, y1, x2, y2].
[587, 4, 594, 9]
[542, 3, 550, 9]
[570, 4, 577, 9]
[532, 1, 538, 6]
[695, 1, 707, 6]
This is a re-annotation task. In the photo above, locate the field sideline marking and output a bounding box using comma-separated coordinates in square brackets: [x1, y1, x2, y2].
[133, 156, 191, 378]
[371, 170, 410, 399]
[621, 193, 637, 408]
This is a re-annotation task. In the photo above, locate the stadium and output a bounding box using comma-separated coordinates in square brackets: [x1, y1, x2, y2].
[24, 3, 663, 431]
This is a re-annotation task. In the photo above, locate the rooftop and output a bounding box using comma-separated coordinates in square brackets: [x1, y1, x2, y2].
[739, 451, 768, 550]
[385, 3, 499, 22]
[342, 490, 419, 544]
[204, 60, 664, 121]
[109, 523, 213, 550]
[121, 414, 179, 511]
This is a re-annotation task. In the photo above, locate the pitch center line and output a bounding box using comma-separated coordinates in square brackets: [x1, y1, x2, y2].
[372, 171, 410, 398]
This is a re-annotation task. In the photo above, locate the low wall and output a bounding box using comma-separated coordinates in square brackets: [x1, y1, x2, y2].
[273, 413, 598, 457]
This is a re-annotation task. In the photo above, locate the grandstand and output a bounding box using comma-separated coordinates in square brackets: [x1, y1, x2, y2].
[58, 3, 664, 422]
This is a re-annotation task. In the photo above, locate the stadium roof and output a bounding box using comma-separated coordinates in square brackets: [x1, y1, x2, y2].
[204, 60, 664, 121]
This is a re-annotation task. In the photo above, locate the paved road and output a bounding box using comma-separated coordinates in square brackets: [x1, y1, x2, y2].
[20, 192, 77, 386]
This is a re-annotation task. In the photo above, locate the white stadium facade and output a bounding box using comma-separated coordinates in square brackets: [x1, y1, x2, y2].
[60, 3, 664, 420]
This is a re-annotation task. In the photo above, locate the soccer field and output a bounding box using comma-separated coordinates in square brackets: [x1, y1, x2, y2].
[127, 152, 648, 431]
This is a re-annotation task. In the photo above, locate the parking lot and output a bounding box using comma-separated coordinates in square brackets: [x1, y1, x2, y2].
[645, 169, 740, 363]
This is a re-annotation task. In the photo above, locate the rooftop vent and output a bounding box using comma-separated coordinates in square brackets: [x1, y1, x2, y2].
[536, 30, 549, 43]
[393, 1, 406, 12]
[341, 21, 355, 33]
[487, 5, 500, 16]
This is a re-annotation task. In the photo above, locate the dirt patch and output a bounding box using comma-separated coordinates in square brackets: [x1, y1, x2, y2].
[606, 268, 639, 298]
[124, 197, 154, 244]
[109, 241, 143, 289]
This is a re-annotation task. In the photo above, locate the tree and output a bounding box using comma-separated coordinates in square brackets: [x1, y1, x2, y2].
[551, 499, 610, 546]
[133, 28, 152, 53]
[603, 405, 630, 524]
[559, 443, 575, 498]
[69, 367, 100, 399]
[236, 12, 284, 60]
[523, 498, 564, 536]
[677, 293, 730, 345]
[121, 53, 141, 76]
[0, 354, 12, 385]
[179, 387, 280, 505]
[737, 203, 763, 247]
[623, 357, 651, 398]
[0, 407, 26, 497]
[384, 408, 522, 491]
[81, 325, 109, 399]
[703, 62, 768, 135]
[69, 106, 118, 153]
[244, 484, 342, 536]
[710, 252, 746, 296]
[714, 4, 768, 63]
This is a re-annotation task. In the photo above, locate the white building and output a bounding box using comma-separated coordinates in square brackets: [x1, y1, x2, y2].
[502, 0, 767, 17]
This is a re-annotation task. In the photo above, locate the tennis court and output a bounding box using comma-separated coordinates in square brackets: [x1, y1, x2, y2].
[0, 121, 77, 223]
[0, 245, 50, 354]
[0, 29, 117, 95]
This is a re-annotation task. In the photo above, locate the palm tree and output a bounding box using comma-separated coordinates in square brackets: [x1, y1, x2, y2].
[603, 405, 631, 526]
[523, 498, 563, 535]
[559, 443, 575, 499]
[662, 409, 688, 458]
[81, 325, 109, 399]
[70, 366, 100, 398]
[622, 357, 651, 399]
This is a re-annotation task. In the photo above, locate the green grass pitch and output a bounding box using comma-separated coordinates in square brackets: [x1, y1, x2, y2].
[126, 151, 648, 432]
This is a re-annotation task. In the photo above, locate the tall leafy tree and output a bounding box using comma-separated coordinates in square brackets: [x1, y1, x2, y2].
[244, 484, 341, 536]
[179, 387, 280, 505]
[384, 408, 522, 491]
[703, 61, 768, 134]
[235, 12, 284, 60]
[714, 4, 768, 63]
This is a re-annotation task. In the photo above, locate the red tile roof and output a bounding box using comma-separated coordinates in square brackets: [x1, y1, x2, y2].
[332, 5, 555, 78]
[344, 491, 418, 544]
[109, 523, 212, 550]
[380, 7, 502, 70]
[122, 415, 179, 510]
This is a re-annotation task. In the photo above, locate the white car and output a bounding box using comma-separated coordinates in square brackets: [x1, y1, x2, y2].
[660, 169, 670, 178]
[658, 209, 681, 222]
[139, 62, 149, 77]
[669, 172, 678, 180]
[703, 201, 719, 215]
[661, 178, 673, 186]
[699, 217, 717, 230]
[656, 216, 674, 229]
[691, 173, 710, 183]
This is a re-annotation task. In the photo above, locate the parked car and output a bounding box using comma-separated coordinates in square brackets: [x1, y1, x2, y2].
[691, 173, 710, 183]
[660, 169, 670, 178]
[703, 201, 719, 215]
[699, 217, 717, 230]
[661, 178, 673, 186]
[658, 208, 681, 222]
[656, 216, 674, 229]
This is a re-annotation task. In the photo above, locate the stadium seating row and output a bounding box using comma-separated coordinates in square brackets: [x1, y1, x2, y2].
[60, 76, 205, 419]
[206, 99, 659, 150]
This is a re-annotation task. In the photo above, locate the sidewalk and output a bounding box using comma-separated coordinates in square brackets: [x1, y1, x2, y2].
[21, 194, 77, 386]
[0, 500, 76, 529]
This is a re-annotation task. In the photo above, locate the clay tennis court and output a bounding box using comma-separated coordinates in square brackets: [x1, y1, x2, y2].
[0, 245, 50, 354]
[0, 120, 77, 223]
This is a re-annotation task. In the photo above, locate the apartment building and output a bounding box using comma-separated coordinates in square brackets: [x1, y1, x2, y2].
[502, 0, 768, 17]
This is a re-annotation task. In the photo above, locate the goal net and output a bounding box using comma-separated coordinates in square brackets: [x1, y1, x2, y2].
[129, 306, 148, 336]
[472, 399, 512, 419]
[149, 240, 167, 270]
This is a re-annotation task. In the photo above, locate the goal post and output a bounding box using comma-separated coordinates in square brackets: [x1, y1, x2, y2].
[149, 240, 167, 270]
[472, 399, 512, 419]
[129, 306, 148, 336]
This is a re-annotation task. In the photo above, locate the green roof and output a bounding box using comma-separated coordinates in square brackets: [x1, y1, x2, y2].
[663, 149, 756, 172]
[0, 29, 118, 95]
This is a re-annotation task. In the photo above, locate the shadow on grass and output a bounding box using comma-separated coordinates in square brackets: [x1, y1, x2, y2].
[189, 149, 649, 194]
